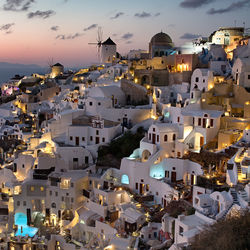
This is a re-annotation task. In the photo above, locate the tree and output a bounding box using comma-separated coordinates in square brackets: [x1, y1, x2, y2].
[191, 211, 250, 250]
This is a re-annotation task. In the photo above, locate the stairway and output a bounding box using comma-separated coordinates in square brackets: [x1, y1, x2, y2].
[239, 190, 248, 202]
[236, 162, 242, 176]
[230, 188, 240, 206]
[220, 203, 233, 221]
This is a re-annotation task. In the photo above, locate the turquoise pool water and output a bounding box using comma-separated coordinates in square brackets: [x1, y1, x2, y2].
[14, 213, 38, 237]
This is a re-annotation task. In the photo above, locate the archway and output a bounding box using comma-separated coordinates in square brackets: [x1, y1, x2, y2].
[141, 150, 151, 162]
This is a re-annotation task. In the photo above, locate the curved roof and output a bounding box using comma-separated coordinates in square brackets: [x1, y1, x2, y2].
[150, 32, 172, 44]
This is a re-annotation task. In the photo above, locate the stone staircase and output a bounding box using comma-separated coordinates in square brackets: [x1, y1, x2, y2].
[219, 189, 240, 221]
[236, 162, 242, 177]
[230, 188, 240, 206]
[239, 190, 248, 202]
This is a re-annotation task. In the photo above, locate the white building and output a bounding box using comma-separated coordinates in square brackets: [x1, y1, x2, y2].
[232, 57, 250, 87]
[190, 69, 214, 92]
[101, 37, 117, 64]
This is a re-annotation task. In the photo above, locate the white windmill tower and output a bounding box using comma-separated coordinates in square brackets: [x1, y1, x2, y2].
[88, 27, 117, 64]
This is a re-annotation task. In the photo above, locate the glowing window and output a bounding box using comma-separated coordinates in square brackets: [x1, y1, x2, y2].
[40, 187, 44, 191]
[121, 175, 129, 185]
[30, 186, 34, 192]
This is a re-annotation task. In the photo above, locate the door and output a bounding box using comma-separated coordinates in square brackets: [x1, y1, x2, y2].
[95, 137, 99, 144]
[85, 156, 89, 164]
[27, 209, 31, 226]
[200, 136, 204, 147]
[191, 174, 194, 185]
[203, 119, 206, 128]
[152, 134, 156, 144]
[171, 172, 176, 182]
[140, 183, 144, 195]
[75, 136, 79, 146]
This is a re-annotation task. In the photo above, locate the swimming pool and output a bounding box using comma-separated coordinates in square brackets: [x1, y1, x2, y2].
[14, 213, 38, 237]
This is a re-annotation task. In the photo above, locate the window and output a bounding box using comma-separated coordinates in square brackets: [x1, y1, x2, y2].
[82, 137, 85, 141]
[164, 134, 168, 142]
[98, 102, 101, 106]
[71, 183, 74, 188]
[210, 119, 214, 127]
[30, 186, 35, 192]
[156, 192, 158, 195]
[203, 79, 205, 83]
[149, 133, 151, 140]
[198, 118, 201, 126]
[40, 187, 44, 191]
[149, 234, 151, 239]
[193, 117, 195, 125]
[102, 138, 105, 143]
[22, 164, 25, 169]
[165, 171, 169, 178]
[179, 226, 184, 236]
[136, 183, 138, 190]
[141, 179, 144, 183]
[62, 197, 64, 201]
[71, 198, 74, 203]
[90, 136, 93, 141]
[55, 192, 58, 197]
[50, 190, 52, 196]
[173, 134, 176, 141]
[177, 117, 180, 123]
[170, 92, 174, 97]
[153, 128, 155, 132]
[96, 130, 99, 135]
[73, 158, 78, 162]
[195, 198, 199, 204]
[17, 201, 20, 206]
[195, 77, 199, 82]
[248, 75, 250, 80]
[70, 136, 73, 141]
[157, 135, 159, 142]
[89, 102, 93, 106]
[146, 184, 149, 191]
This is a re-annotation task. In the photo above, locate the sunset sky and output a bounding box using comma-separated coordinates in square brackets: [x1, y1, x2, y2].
[0, 0, 250, 67]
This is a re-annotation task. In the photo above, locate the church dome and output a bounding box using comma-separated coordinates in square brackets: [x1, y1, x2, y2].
[150, 32, 173, 44]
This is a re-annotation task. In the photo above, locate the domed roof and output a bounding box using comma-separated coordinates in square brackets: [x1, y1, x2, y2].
[150, 32, 172, 44]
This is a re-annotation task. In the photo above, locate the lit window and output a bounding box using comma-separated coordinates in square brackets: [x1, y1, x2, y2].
[40, 187, 44, 191]
[30, 186, 35, 192]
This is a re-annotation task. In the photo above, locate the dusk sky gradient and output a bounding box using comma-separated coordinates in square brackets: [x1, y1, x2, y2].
[0, 0, 250, 67]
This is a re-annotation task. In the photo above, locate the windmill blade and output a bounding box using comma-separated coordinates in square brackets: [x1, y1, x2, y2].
[88, 42, 98, 45]
[97, 26, 103, 44]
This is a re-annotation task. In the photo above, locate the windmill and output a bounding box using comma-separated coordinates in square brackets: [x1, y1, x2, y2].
[46, 57, 54, 74]
[88, 27, 103, 63]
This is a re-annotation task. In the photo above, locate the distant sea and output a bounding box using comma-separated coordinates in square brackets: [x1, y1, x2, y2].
[0, 62, 46, 84]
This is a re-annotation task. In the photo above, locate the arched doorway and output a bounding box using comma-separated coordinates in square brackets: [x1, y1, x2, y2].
[141, 150, 151, 162]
